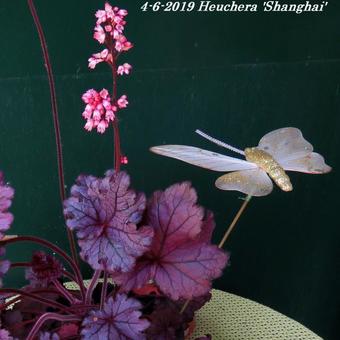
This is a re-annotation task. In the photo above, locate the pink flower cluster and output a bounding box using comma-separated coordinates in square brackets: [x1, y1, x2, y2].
[82, 89, 129, 134]
[88, 49, 113, 69]
[89, 3, 133, 71]
[93, 3, 132, 52]
[83, 3, 132, 134]
[117, 63, 132, 75]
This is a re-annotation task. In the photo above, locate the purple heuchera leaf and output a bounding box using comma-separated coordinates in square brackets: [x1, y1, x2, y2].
[81, 293, 150, 339]
[0, 172, 14, 239]
[25, 251, 63, 287]
[115, 182, 228, 300]
[64, 171, 153, 272]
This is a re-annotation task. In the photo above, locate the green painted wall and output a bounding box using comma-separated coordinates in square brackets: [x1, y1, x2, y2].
[1, 1, 339, 338]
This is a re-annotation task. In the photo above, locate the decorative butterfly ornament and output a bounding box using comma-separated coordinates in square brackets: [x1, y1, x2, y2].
[150, 127, 331, 197]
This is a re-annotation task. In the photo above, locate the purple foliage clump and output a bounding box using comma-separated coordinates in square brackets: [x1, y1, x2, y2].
[0, 3, 230, 339]
[114, 182, 228, 300]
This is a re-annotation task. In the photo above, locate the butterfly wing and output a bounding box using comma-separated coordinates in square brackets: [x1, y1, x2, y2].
[150, 145, 257, 172]
[258, 127, 313, 161]
[280, 152, 331, 174]
[215, 169, 273, 196]
[258, 127, 331, 174]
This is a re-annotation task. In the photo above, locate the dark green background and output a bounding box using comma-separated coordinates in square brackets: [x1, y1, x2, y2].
[1, 0, 339, 338]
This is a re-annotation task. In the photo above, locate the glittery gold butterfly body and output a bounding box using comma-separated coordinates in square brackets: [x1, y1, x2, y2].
[244, 147, 293, 192]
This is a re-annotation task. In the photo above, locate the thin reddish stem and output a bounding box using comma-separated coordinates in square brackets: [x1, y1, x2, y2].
[110, 46, 121, 172]
[114, 121, 121, 172]
[62, 269, 77, 283]
[27, 0, 78, 264]
[85, 269, 101, 304]
[100, 271, 108, 310]
[1, 236, 86, 300]
[98, 47, 122, 302]
[53, 280, 78, 304]
[0, 288, 73, 314]
[0, 288, 61, 311]
[27, 312, 81, 340]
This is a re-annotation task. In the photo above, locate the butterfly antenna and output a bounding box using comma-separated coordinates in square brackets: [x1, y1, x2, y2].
[195, 129, 245, 155]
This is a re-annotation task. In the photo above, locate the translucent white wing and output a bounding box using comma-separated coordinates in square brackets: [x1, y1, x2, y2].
[258, 127, 313, 163]
[280, 152, 332, 174]
[150, 145, 257, 172]
[215, 169, 273, 197]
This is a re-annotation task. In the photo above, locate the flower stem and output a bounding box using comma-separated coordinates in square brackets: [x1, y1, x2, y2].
[113, 120, 121, 172]
[27, 0, 78, 265]
[0, 288, 73, 314]
[53, 280, 78, 304]
[98, 49, 121, 306]
[26, 312, 81, 340]
[0, 288, 59, 311]
[218, 195, 252, 248]
[1, 235, 86, 300]
[111, 49, 121, 172]
[100, 271, 108, 310]
[180, 195, 252, 315]
[85, 269, 101, 304]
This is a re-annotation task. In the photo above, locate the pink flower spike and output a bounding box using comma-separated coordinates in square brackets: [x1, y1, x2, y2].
[117, 95, 128, 109]
[100, 49, 109, 58]
[113, 16, 124, 25]
[88, 49, 112, 69]
[85, 104, 93, 112]
[122, 41, 133, 51]
[117, 63, 132, 76]
[118, 9, 128, 16]
[115, 35, 127, 52]
[95, 10, 107, 24]
[100, 89, 109, 99]
[105, 110, 115, 122]
[92, 110, 101, 121]
[82, 91, 92, 103]
[105, 3, 114, 18]
[105, 3, 112, 11]
[102, 100, 111, 110]
[113, 30, 120, 39]
[115, 24, 124, 34]
[97, 120, 107, 134]
[84, 119, 94, 132]
[81, 89, 115, 134]
[94, 25, 106, 44]
[82, 110, 92, 120]
[88, 57, 101, 69]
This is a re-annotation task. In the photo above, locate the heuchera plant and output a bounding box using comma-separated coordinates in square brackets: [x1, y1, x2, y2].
[0, 2, 228, 339]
